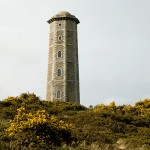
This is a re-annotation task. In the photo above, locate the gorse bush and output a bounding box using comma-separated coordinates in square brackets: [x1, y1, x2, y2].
[0, 93, 150, 149]
[6, 107, 73, 149]
[3, 93, 41, 104]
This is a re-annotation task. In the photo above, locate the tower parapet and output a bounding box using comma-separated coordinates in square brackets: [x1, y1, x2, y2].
[47, 11, 80, 24]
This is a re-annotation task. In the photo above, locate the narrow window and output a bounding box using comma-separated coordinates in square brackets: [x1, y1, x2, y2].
[58, 51, 62, 57]
[58, 23, 61, 26]
[58, 36, 62, 41]
[57, 69, 61, 76]
[56, 91, 61, 99]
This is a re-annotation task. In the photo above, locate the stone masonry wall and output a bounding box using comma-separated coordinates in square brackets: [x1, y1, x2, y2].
[46, 13, 80, 103]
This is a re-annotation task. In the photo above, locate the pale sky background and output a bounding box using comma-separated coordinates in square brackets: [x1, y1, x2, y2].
[0, 0, 150, 107]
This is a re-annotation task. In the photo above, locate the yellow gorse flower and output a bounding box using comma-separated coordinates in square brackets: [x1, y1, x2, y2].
[6, 107, 73, 138]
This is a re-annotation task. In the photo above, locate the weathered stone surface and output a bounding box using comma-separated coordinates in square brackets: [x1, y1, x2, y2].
[46, 11, 80, 103]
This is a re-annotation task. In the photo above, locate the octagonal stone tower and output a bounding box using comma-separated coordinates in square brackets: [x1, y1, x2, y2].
[46, 11, 80, 103]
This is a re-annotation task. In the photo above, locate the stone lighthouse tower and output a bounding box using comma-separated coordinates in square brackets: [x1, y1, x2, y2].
[46, 11, 80, 103]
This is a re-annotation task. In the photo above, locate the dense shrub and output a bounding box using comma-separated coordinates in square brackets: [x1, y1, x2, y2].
[6, 107, 73, 149]
[0, 93, 150, 149]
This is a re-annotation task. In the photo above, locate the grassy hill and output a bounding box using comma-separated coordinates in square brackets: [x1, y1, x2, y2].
[0, 93, 150, 150]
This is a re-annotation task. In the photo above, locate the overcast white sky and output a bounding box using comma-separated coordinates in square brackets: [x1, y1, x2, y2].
[0, 0, 150, 106]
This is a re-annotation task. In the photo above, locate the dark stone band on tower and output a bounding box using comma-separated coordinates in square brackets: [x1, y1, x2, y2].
[47, 17, 80, 24]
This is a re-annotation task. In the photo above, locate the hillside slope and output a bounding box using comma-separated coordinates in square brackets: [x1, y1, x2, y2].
[0, 93, 150, 150]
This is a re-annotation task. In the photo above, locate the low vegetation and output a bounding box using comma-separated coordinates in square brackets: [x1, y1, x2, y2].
[0, 93, 150, 149]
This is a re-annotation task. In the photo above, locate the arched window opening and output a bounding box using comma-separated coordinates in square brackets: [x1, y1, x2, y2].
[57, 69, 61, 76]
[58, 36, 62, 41]
[56, 91, 61, 99]
[58, 51, 62, 57]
